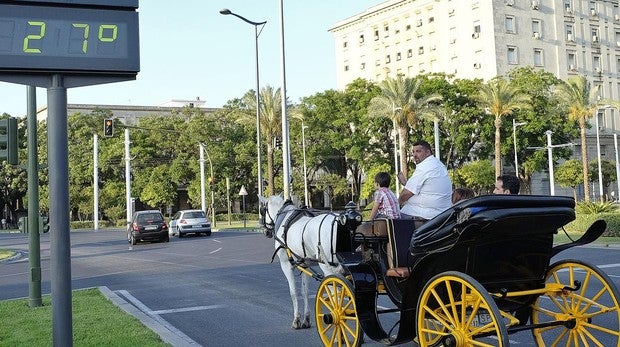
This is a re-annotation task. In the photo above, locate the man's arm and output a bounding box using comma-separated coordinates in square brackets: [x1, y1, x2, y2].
[399, 188, 413, 205]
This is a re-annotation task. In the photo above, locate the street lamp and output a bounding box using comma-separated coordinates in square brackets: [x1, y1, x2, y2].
[301, 123, 309, 206]
[512, 119, 527, 175]
[220, 9, 266, 196]
[540, 130, 573, 195]
[392, 105, 402, 193]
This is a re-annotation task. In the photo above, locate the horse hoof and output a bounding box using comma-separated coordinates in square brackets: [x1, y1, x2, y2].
[291, 319, 302, 329]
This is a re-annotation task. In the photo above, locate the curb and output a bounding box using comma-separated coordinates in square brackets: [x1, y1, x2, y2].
[98, 286, 200, 347]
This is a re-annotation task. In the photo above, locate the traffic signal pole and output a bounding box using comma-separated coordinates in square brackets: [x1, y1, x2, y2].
[27, 85, 42, 307]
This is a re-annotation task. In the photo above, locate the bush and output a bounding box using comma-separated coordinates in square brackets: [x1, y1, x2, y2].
[564, 212, 620, 237]
[575, 201, 618, 214]
[215, 213, 258, 222]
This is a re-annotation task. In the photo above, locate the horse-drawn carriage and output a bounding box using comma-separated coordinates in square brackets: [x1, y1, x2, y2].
[259, 194, 620, 346]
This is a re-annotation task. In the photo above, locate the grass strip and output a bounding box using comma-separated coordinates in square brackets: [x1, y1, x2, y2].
[0, 288, 170, 347]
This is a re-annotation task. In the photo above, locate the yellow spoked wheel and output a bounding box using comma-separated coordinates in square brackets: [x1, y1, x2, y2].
[532, 259, 620, 346]
[315, 275, 361, 347]
[416, 271, 509, 347]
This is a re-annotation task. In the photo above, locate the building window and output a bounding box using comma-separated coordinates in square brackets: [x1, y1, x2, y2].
[359, 34, 364, 44]
[533, 49, 543, 66]
[416, 19, 422, 27]
[343, 41, 348, 48]
[384, 25, 389, 37]
[407, 49, 413, 58]
[344, 65, 349, 71]
[419, 46, 424, 54]
[428, 16, 434, 23]
[396, 52, 402, 61]
[564, 0, 572, 12]
[360, 62, 366, 70]
[591, 27, 599, 42]
[532, 20, 541, 37]
[406, 24, 411, 30]
[593, 55, 601, 71]
[374, 29, 379, 41]
[507, 46, 518, 64]
[375, 59, 381, 66]
[616, 57, 620, 74]
[450, 27, 457, 43]
[589, 0, 598, 16]
[386, 55, 391, 63]
[505, 16, 515, 33]
[566, 24, 574, 41]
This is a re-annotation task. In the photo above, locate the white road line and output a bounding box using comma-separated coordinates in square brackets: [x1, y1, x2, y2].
[212, 239, 222, 243]
[151, 305, 224, 315]
[116, 290, 203, 346]
[209, 247, 222, 254]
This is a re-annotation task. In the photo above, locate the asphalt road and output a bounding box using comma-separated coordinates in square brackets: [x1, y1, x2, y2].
[1, 229, 619, 346]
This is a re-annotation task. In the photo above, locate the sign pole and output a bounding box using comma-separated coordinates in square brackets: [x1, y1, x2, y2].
[48, 74, 73, 347]
[27, 85, 42, 307]
[239, 185, 248, 228]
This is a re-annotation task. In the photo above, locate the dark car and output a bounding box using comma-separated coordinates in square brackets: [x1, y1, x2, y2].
[169, 209, 211, 237]
[128, 210, 169, 245]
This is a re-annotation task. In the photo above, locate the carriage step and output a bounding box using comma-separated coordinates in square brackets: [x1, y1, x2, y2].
[386, 267, 410, 278]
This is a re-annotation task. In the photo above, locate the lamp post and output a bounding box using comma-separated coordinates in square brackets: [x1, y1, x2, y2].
[538, 131, 573, 195]
[220, 9, 266, 197]
[279, 0, 292, 199]
[301, 123, 309, 206]
[392, 105, 402, 193]
[595, 105, 611, 202]
[512, 119, 527, 175]
[615, 133, 620, 201]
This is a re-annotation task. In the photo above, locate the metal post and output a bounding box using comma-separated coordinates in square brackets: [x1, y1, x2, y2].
[254, 24, 263, 197]
[392, 118, 400, 193]
[27, 85, 42, 307]
[199, 144, 206, 213]
[513, 119, 527, 176]
[93, 134, 99, 231]
[125, 128, 131, 227]
[48, 74, 73, 346]
[301, 123, 309, 206]
[595, 111, 604, 201]
[615, 133, 620, 201]
[226, 177, 231, 225]
[279, 0, 292, 199]
[242, 194, 246, 228]
[433, 118, 440, 159]
[546, 130, 555, 196]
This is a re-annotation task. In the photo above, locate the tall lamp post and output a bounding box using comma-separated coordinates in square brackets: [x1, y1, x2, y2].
[220, 9, 266, 196]
[512, 119, 527, 175]
[301, 123, 309, 206]
[392, 105, 402, 193]
[595, 105, 611, 202]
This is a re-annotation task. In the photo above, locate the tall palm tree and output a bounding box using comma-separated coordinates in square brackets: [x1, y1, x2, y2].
[554, 76, 602, 202]
[476, 77, 530, 178]
[243, 86, 282, 195]
[368, 75, 443, 177]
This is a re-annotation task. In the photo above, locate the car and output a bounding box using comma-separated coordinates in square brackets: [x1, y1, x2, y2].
[169, 209, 212, 237]
[127, 210, 169, 245]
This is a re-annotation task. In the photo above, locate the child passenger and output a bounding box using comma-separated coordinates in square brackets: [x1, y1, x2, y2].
[369, 172, 401, 220]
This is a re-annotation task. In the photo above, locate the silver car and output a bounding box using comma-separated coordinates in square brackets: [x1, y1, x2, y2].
[169, 209, 211, 237]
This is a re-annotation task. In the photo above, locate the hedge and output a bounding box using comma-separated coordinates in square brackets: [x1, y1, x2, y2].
[563, 212, 620, 237]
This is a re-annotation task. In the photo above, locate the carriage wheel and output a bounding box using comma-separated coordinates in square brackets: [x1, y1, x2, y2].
[532, 259, 620, 346]
[315, 275, 362, 347]
[416, 271, 509, 347]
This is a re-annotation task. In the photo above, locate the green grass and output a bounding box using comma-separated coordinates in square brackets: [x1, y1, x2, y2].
[0, 288, 170, 347]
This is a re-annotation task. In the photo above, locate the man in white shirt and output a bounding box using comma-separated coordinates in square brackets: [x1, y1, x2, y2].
[397, 140, 452, 226]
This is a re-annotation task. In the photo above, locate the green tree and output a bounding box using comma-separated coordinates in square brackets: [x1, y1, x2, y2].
[556, 159, 583, 200]
[453, 160, 495, 195]
[314, 173, 349, 209]
[588, 159, 617, 200]
[476, 76, 530, 177]
[368, 75, 443, 176]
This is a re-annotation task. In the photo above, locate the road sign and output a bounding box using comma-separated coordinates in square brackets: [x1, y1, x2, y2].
[239, 185, 248, 196]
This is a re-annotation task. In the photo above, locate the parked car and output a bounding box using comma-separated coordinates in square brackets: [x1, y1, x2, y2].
[169, 209, 211, 237]
[127, 210, 169, 245]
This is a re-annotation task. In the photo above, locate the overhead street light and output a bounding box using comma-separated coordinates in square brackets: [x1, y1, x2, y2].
[220, 8, 266, 197]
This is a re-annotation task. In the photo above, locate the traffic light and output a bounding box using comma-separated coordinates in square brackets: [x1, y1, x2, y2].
[274, 137, 282, 150]
[104, 118, 114, 137]
[0, 117, 18, 165]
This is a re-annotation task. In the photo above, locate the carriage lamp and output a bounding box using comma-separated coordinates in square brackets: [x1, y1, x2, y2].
[338, 201, 362, 230]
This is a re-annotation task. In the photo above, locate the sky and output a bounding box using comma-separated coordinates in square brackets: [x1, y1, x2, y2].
[0, 1, 381, 117]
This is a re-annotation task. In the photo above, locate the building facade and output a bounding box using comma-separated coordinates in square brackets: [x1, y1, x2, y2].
[330, 0, 620, 198]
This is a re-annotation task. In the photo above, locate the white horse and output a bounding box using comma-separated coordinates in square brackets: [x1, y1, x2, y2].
[258, 194, 345, 329]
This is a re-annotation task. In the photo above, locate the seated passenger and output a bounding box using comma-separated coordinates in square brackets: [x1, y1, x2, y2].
[493, 174, 520, 195]
[452, 187, 475, 204]
[357, 172, 400, 237]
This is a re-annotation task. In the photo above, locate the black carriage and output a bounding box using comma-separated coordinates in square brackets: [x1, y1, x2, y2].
[316, 195, 620, 346]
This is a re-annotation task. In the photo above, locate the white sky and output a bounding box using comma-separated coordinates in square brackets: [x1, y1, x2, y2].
[0, 1, 380, 117]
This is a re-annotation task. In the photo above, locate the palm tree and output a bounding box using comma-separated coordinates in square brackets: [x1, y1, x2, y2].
[554, 76, 602, 202]
[476, 77, 530, 178]
[368, 75, 443, 177]
[243, 86, 282, 195]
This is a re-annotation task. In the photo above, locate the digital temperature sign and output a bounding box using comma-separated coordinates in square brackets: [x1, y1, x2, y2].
[0, 3, 139, 74]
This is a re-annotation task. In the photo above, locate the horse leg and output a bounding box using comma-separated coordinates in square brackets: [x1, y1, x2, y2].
[300, 273, 311, 329]
[279, 258, 303, 329]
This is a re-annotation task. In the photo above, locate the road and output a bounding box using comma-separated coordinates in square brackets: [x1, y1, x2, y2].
[0, 229, 619, 346]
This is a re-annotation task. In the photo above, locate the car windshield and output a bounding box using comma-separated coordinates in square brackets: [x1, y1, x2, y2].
[184, 211, 206, 219]
[137, 213, 163, 223]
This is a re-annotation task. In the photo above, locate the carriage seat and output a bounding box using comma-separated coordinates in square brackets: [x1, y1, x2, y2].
[410, 195, 575, 254]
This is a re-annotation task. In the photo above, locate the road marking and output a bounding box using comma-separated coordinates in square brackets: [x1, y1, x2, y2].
[151, 305, 224, 315]
[116, 290, 205, 346]
[209, 247, 222, 254]
[212, 239, 222, 243]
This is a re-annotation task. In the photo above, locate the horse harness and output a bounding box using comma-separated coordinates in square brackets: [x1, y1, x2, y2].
[268, 201, 339, 271]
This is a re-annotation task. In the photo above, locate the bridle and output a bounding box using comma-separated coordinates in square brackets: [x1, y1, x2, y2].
[259, 199, 293, 238]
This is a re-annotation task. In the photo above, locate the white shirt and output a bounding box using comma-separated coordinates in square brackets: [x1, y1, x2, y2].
[401, 155, 452, 220]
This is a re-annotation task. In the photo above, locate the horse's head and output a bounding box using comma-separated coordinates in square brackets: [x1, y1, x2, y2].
[258, 194, 285, 238]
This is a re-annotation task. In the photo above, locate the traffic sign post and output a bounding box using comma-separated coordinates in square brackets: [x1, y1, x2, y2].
[239, 185, 248, 228]
[0, 2, 140, 346]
